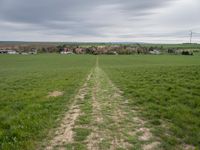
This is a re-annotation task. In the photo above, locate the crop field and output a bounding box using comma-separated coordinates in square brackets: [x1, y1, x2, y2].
[100, 55, 200, 149]
[0, 54, 200, 150]
[0, 54, 96, 149]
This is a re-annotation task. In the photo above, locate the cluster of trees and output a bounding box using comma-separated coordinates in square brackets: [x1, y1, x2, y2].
[168, 48, 193, 55]
[181, 51, 193, 55]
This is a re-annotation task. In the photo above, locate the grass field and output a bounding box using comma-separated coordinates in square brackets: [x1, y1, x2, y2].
[0, 54, 95, 149]
[100, 55, 200, 149]
[0, 54, 200, 150]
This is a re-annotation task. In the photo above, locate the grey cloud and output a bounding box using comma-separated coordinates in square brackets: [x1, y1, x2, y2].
[0, 0, 199, 43]
[0, 0, 171, 23]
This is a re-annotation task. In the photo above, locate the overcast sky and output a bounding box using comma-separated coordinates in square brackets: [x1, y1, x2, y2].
[0, 0, 199, 43]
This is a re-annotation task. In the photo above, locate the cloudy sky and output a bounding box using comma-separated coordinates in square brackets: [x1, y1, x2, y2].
[0, 0, 199, 43]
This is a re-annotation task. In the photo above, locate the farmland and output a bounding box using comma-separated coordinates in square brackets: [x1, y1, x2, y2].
[0, 54, 96, 149]
[100, 55, 200, 149]
[0, 54, 200, 150]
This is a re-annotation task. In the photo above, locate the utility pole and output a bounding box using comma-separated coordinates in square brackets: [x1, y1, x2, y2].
[190, 31, 193, 44]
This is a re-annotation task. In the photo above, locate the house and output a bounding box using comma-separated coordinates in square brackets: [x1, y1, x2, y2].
[74, 48, 84, 54]
[60, 47, 74, 54]
[60, 51, 74, 54]
[113, 51, 118, 55]
[21, 52, 28, 55]
[149, 49, 161, 55]
[8, 50, 18, 54]
[107, 51, 118, 55]
[29, 49, 37, 54]
[0, 50, 7, 54]
[0, 50, 18, 54]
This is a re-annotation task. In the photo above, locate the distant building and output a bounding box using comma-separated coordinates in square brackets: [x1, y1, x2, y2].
[74, 48, 84, 54]
[0, 50, 18, 54]
[21, 52, 28, 55]
[0, 50, 7, 54]
[107, 51, 118, 55]
[112, 51, 118, 55]
[29, 49, 37, 54]
[149, 50, 161, 55]
[63, 48, 72, 52]
[60, 51, 74, 54]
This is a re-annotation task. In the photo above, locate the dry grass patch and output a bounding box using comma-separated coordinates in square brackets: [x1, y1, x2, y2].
[47, 91, 64, 98]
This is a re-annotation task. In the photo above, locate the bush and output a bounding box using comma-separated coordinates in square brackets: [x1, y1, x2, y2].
[182, 51, 193, 55]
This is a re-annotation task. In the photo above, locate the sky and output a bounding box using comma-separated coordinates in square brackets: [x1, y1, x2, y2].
[0, 0, 199, 43]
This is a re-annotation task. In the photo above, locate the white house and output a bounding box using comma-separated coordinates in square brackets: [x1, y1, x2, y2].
[149, 50, 161, 55]
[29, 49, 37, 54]
[0, 50, 18, 54]
[8, 50, 18, 54]
[60, 51, 74, 54]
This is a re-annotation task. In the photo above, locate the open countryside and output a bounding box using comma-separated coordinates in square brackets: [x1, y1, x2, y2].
[0, 54, 200, 150]
[1, 0, 200, 149]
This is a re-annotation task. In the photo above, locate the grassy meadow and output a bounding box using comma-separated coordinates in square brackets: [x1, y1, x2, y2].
[0, 54, 95, 149]
[100, 55, 200, 149]
[0, 54, 200, 149]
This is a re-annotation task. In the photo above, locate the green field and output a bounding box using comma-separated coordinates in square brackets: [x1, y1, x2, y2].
[0, 54, 96, 149]
[0, 54, 200, 150]
[101, 56, 200, 148]
[100, 55, 200, 149]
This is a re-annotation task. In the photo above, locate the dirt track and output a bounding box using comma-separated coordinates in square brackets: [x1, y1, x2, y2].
[44, 58, 160, 150]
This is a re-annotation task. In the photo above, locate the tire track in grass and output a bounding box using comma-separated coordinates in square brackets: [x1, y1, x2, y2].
[86, 67, 105, 150]
[86, 57, 161, 150]
[44, 72, 92, 150]
[44, 57, 161, 150]
[86, 64, 131, 149]
[68, 70, 94, 149]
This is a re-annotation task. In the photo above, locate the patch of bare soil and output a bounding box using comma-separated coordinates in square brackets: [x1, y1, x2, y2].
[143, 142, 160, 150]
[135, 122, 161, 150]
[138, 128, 152, 141]
[109, 86, 132, 149]
[182, 144, 195, 150]
[92, 81, 103, 124]
[131, 112, 161, 149]
[47, 91, 63, 98]
[108, 76, 161, 150]
[45, 107, 81, 150]
[110, 138, 131, 150]
[87, 129, 102, 150]
[44, 72, 92, 150]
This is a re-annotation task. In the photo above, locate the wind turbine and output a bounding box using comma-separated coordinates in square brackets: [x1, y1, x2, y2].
[190, 31, 193, 44]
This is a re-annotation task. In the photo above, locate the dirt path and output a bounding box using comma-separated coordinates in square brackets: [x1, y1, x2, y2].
[86, 64, 160, 150]
[44, 57, 160, 150]
[44, 72, 92, 150]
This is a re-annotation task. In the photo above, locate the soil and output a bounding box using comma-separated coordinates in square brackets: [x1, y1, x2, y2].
[47, 91, 63, 98]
